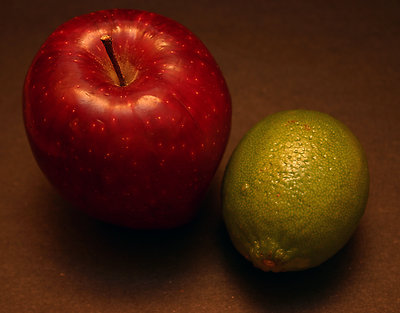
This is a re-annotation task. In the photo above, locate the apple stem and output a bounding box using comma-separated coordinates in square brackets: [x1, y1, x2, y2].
[100, 35, 126, 87]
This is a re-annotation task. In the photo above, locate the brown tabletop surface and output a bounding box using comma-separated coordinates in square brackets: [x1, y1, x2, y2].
[1, 1, 399, 312]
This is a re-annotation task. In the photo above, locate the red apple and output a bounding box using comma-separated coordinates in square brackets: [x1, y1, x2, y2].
[23, 9, 231, 229]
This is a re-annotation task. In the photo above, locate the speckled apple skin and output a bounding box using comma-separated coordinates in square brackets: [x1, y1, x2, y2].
[23, 9, 231, 229]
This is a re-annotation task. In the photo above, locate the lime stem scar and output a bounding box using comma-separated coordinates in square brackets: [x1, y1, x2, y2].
[263, 259, 276, 267]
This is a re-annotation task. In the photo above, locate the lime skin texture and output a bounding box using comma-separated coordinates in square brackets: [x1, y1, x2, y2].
[222, 110, 369, 272]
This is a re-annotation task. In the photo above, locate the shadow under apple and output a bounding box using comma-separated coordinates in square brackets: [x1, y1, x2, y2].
[36, 183, 211, 299]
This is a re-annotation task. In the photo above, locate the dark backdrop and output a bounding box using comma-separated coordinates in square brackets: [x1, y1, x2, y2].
[1, 0, 399, 312]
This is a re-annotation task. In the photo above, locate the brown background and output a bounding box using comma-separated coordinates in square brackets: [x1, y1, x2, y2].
[1, 0, 399, 312]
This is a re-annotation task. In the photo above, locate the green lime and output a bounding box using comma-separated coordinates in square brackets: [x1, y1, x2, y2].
[222, 110, 369, 272]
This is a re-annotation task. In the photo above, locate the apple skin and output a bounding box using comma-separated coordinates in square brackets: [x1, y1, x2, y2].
[23, 9, 231, 229]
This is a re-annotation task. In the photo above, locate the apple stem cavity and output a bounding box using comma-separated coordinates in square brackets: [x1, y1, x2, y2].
[100, 35, 127, 87]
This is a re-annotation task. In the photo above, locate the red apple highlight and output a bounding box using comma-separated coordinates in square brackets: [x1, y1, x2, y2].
[23, 9, 231, 229]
